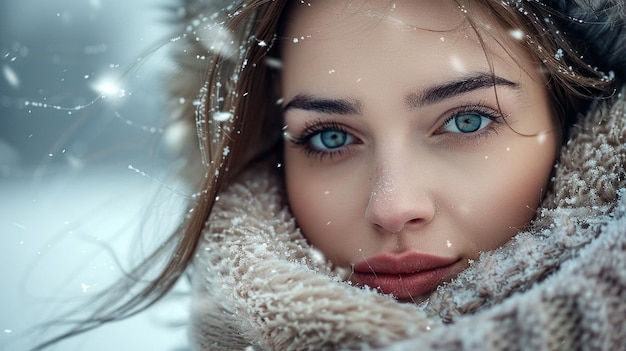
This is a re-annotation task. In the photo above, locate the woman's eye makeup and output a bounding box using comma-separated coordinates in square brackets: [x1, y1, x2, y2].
[437, 104, 504, 139]
[286, 120, 358, 160]
[285, 104, 506, 160]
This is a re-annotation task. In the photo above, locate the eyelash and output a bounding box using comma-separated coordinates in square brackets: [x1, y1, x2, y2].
[287, 120, 358, 160]
[287, 104, 507, 160]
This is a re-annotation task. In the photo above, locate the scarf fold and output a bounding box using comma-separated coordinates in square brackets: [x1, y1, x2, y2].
[190, 92, 626, 350]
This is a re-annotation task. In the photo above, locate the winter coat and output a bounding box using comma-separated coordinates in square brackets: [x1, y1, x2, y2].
[176, 1, 626, 350]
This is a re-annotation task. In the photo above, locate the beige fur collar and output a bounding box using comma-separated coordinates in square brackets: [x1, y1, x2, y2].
[189, 91, 626, 350]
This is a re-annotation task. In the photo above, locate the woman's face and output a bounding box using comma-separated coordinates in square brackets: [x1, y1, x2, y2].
[281, 0, 559, 302]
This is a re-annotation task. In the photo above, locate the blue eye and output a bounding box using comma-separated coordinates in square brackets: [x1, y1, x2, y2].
[444, 113, 493, 133]
[310, 129, 354, 150]
[287, 121, 359, 160]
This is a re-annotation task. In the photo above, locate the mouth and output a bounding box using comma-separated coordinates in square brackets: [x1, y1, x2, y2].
[351, 252, 459, 300]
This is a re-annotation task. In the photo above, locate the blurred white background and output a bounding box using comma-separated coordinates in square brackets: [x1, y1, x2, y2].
[1, 0, 192, 350]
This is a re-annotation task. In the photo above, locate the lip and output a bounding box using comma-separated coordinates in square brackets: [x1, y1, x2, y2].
[351, 252, 459, 300]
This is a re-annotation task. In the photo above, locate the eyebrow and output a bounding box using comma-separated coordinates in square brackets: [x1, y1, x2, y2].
[283, 95, 362, 115]
[405, 72, 520, 110]
[283, 72, 520, 115]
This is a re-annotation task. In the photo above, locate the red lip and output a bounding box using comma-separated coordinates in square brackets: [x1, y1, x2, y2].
[352, 252, 459, 300]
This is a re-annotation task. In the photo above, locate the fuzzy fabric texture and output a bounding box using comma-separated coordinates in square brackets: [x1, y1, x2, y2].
[189, 89, 626, 350]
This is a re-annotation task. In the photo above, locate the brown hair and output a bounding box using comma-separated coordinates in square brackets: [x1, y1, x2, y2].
[34, 0, 614, 349]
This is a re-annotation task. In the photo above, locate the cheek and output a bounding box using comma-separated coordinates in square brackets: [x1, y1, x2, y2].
[284, 159, 363, 264]
[458, 137, 556, 253]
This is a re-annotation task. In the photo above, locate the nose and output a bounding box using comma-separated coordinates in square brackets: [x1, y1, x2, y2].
[364, 161, 436, 234]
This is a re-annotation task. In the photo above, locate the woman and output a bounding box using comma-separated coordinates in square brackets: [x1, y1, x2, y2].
[179, 0, 626, 349]
[37, 0, 626, 350]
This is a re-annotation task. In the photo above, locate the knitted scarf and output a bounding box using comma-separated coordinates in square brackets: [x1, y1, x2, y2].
[188, 88, 626, 350]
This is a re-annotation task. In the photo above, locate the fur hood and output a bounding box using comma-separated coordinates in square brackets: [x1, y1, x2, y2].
[170, 1, 626, 350]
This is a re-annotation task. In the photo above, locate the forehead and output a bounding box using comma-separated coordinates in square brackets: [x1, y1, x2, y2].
[285, 0, 467, 34]
[280, 0, 534, 97]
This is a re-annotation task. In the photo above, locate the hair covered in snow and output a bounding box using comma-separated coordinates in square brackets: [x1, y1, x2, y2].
[34, 0, 625, 349]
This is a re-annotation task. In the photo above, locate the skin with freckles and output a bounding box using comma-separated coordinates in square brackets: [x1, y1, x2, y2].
[281, 0, 559, 303]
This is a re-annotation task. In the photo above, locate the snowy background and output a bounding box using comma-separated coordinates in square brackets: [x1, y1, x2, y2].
[1, 0, 192, 350]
